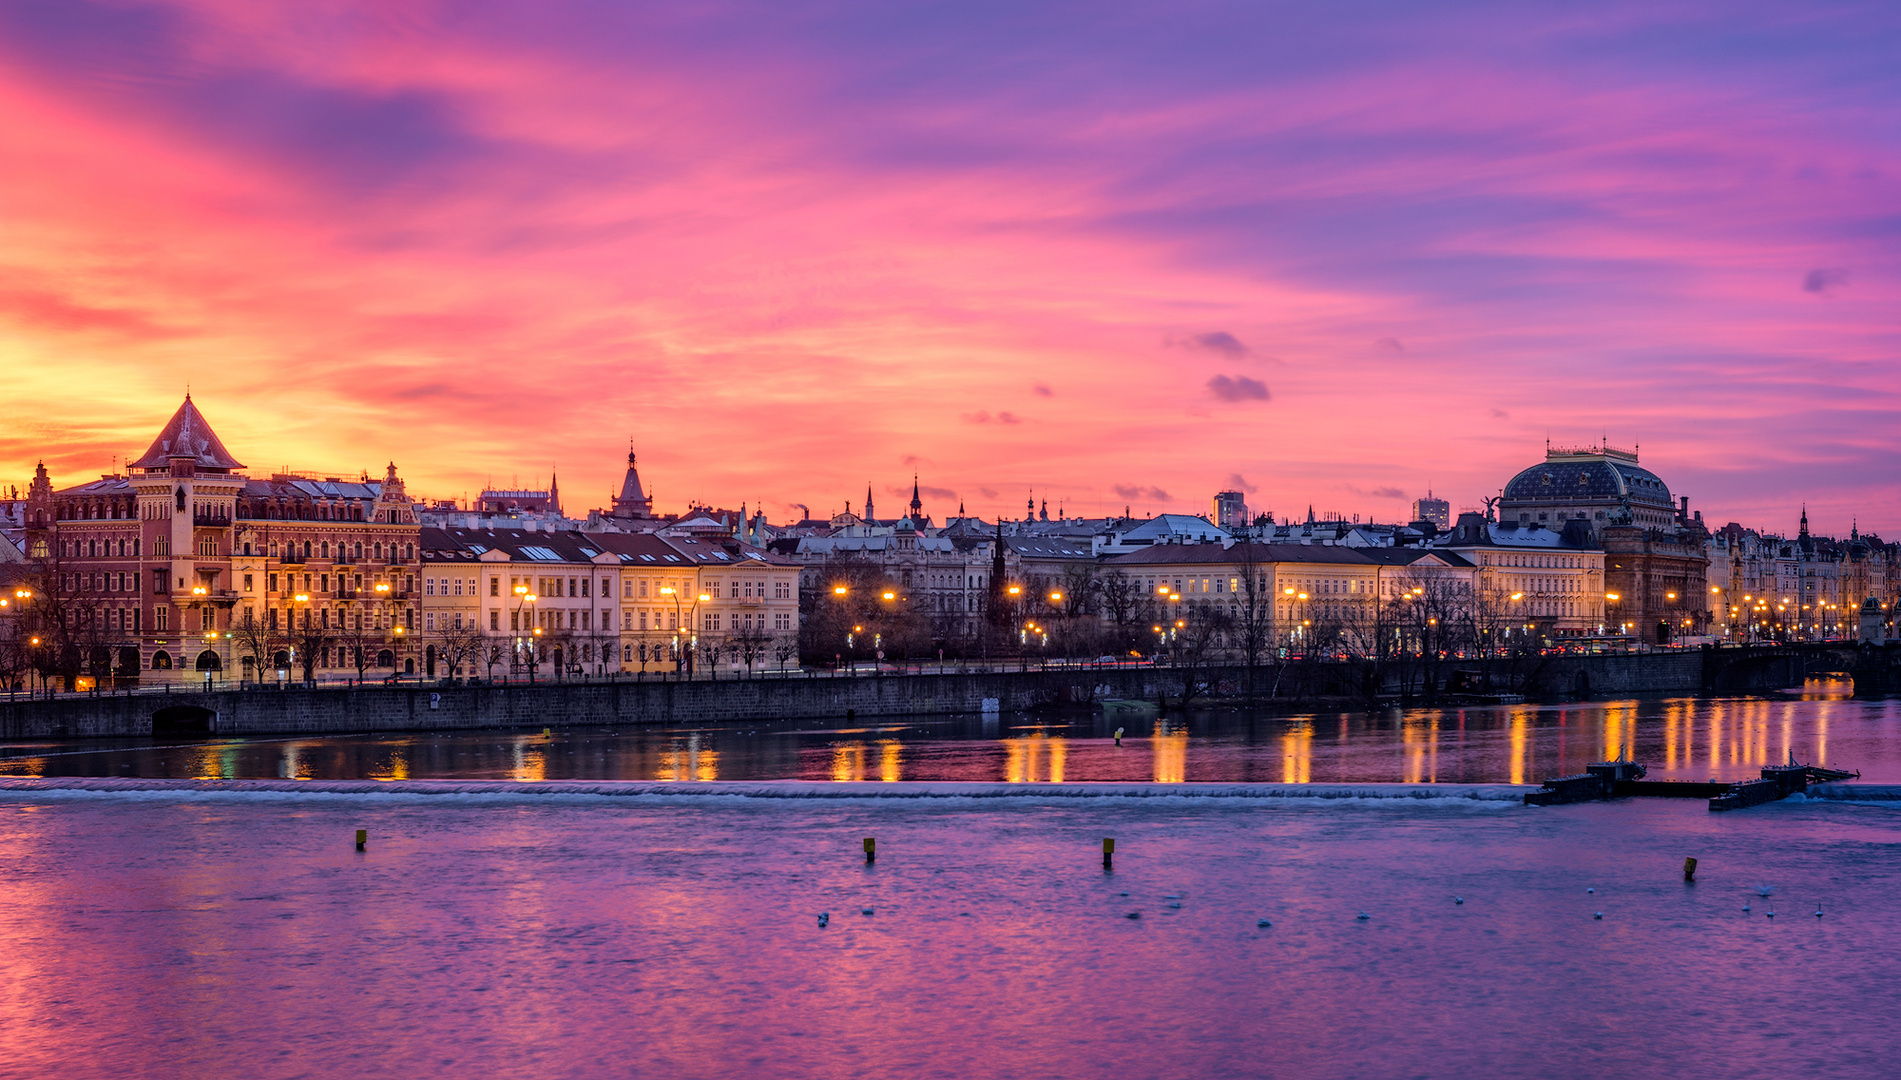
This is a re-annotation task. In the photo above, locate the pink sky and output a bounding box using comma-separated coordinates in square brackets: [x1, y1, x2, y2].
[1, 1, 1895, 534]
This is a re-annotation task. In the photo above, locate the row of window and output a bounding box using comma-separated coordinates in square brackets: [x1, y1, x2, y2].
[264, 573, 412, 595]
[1482, 553, 1590, 568]
[412, 608, 795, 635]
[444, 575, 800, 601]
[700, 612, 789, 632]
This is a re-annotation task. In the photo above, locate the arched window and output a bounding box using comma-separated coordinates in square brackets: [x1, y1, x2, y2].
[152, 650, 173, 670]
[175, 487, 186, 512]
[320, 541, 330, 558]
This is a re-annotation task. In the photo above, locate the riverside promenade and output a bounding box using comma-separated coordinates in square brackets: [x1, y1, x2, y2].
[0, 644, 1831, 740]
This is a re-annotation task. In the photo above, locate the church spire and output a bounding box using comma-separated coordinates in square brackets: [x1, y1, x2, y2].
[1799, 505, 1809, 536]
[611, 444, 652, 519]
[910, 474, 923, 519]
[864, 482, 875, 522]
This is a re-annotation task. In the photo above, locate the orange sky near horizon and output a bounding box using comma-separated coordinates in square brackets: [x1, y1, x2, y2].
[1, 1, 1896, 534]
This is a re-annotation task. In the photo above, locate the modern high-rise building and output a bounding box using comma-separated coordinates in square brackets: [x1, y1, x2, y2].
[1411, 491, 1450, 529]
[1212, 490, 1249, 529]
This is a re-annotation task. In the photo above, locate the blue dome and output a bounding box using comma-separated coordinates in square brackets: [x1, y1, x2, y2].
[1502, 456, 1673, 508]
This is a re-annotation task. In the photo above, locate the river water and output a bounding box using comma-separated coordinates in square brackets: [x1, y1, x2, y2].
[2, 685, 1897, 1079]
[1, 679, 1894, 785]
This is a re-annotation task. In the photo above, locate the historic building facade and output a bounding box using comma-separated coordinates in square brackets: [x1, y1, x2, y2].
[1435, 512, 1607, 638]
[419, 525, 800, 679]
[17, 397, 422, 685]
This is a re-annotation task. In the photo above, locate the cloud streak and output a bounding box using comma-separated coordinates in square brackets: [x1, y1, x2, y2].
[1207, 374, 1270, 403]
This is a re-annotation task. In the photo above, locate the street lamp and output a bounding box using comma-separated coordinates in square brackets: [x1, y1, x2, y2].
[290, 593, 311, 684]
[512, 584, 540, 680]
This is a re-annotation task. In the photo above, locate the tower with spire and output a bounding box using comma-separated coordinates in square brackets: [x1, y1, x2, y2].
[909, 475, 923, 521]
[864, 483, 875, 524]
[609, 445, 654, 520]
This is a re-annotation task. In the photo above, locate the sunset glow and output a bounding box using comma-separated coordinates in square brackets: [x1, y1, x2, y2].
[1, 1, 1895, 530]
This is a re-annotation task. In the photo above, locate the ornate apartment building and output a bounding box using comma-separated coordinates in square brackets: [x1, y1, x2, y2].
[418, 525, 800, 677]
[17, 396, 421, 684]
[1706, 513, 1900, 640]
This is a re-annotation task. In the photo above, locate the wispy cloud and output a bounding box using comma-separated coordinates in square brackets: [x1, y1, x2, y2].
[1804, 268, 1848, 294]
[1207, 375, 1269, 403]
[1187, 331, 1249, 358]
[1113, 484, 1172, 503]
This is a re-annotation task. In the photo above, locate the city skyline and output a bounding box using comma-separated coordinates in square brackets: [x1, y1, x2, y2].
[1, 2, 1895, 532]
[4, 393, 1887, 541]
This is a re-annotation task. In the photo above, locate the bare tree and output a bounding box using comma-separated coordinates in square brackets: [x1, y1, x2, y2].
[335, 605, 382, 682]
[288, 612, 334, 688]
[231, 608, 285, 685]
[727, 621, 773, 675]
[1229, 543, 1277, 698]
[481, 638, 508, 681]
[433, 618, 486, 682]
[1171, 604, 1234, 707]
[1098, 568, 1146, 651]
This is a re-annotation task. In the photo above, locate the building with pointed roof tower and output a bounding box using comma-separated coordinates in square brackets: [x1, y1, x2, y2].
[17, 396, 423, 686]
[610, 449, 654, 521]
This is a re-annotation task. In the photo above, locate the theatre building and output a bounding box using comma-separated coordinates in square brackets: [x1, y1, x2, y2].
[19, 396, 421, 685]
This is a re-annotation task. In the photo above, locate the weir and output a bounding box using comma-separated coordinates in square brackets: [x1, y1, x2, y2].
[1524, 752, 1859, 811]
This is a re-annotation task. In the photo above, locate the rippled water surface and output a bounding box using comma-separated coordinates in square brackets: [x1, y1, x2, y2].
[1, 787, 1896, 1079]
[3, 682, 1896, 785]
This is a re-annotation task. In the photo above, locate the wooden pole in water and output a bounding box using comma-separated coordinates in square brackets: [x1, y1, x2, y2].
[1683, 856, 1697, 881]
[355, 829, 366, 852]
[864, 837, 876, 864]
[1103, 837, 1115, 869]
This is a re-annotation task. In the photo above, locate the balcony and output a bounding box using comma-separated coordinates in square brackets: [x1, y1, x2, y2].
[177, 588, 240, 603]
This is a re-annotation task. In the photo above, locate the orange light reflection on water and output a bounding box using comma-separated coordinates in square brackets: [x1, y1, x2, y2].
[1282, 723, 1312, 784]
[1152, 723, 1187, 783]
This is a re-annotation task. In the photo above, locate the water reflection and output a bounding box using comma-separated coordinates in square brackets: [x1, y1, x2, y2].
[1003, 734, 1068, 783]
[1281, 723, 1311, 784]
[3, 688, 1898, 785]
[830, 743, 865, 783]
[658, 734, 718, 782]
[1152, 722, 1187, 783]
